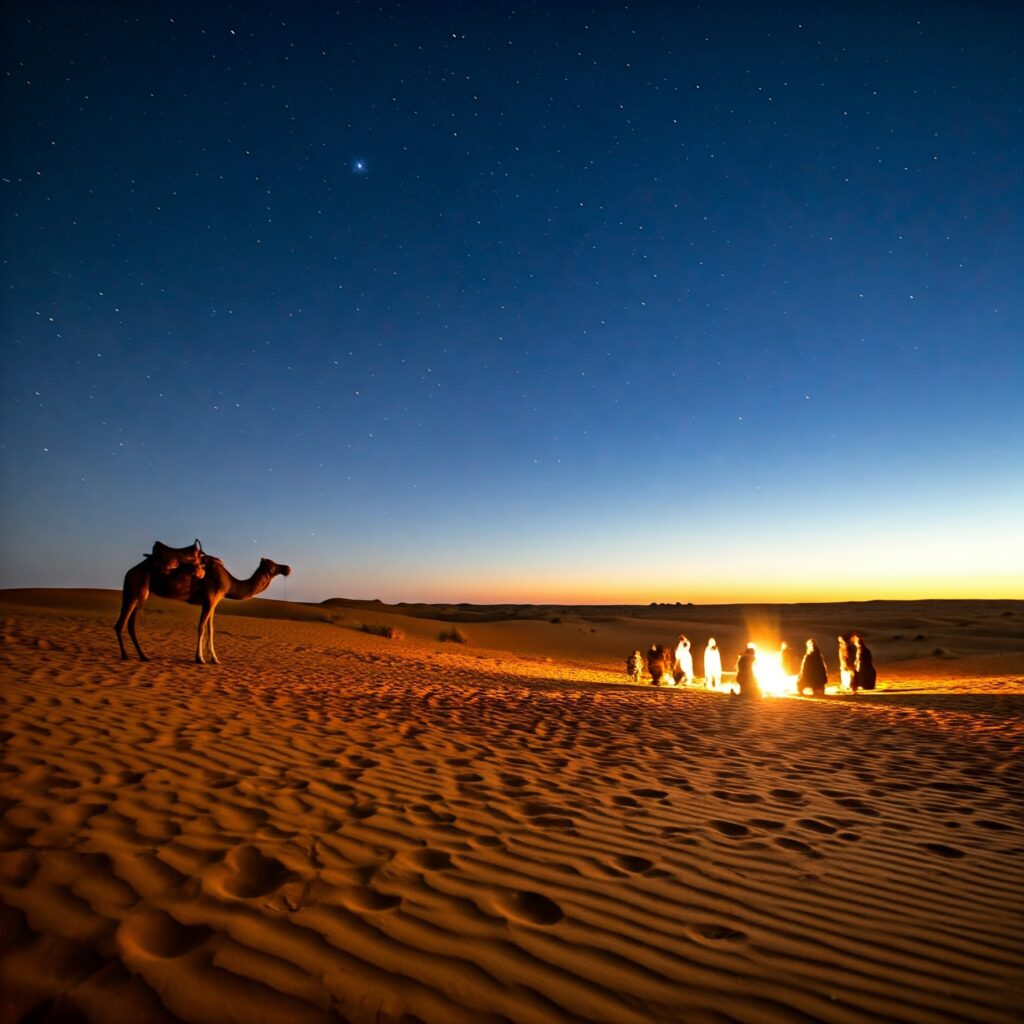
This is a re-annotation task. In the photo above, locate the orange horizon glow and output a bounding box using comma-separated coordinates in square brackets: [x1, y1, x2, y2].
[332, 575, 1023, 607]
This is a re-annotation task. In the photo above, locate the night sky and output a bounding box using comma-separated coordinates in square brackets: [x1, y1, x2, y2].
[2, 2, 1021, 604]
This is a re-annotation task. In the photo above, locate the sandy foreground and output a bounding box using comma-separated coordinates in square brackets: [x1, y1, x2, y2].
[1, 590, 1022, 1024]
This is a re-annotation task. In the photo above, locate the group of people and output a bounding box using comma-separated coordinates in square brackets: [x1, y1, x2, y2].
[625, 633, 876, 696]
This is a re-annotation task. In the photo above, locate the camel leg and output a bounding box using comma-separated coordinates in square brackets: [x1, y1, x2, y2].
[115, 598, 133, 659]
[126, 607, 148, 661]
[115, 595, 147, 660]
[206, 609, 220, 665]
[195, 604, 210, 664]
[196, 599, 222, 664]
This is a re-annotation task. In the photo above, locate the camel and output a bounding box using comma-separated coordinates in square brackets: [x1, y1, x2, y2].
[115, 552, 291, 664]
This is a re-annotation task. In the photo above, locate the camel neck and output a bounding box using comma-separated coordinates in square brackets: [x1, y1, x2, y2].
[227, 568, 273, 601]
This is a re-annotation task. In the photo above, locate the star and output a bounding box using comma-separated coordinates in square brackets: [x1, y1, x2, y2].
[352, 158, 368, 175]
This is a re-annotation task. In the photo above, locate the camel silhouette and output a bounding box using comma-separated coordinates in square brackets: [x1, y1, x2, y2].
[116, 551, 291, 663]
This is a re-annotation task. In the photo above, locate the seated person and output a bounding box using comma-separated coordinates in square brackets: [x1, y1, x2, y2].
[735, 644, 759, 697]
[796, 639, 828, 696]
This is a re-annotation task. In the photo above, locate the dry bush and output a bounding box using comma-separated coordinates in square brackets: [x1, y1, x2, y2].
[361, 623, 404, 640]
[439, 626, 468, 644]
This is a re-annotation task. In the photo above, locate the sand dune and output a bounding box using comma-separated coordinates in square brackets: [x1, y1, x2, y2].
[1, 591, 1022, 1023]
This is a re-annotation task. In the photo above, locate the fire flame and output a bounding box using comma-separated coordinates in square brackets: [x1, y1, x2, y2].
[752, 647, 796, 698]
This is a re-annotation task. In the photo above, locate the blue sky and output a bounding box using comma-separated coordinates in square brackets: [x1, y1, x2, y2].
[1, 1, 1021, 602]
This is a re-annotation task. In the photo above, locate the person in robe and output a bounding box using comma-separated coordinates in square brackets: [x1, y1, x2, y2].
[796, 639, 828, 696]
[703, 637, 722, 688]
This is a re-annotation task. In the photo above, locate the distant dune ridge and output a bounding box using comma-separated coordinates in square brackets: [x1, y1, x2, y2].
[1, 589, 1022, 1023]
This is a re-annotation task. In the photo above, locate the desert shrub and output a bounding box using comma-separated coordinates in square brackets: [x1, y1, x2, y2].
[550, 617, 562, 624]
[439, 626, 468, 644]
[932, 647, 947, 658]
[361, 623, 404, 640]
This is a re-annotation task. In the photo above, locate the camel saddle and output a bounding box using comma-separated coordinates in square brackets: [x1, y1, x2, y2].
[148, 539, 205, 578]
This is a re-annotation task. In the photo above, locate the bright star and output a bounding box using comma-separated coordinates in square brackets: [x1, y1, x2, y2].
[352, 159, 368, 174]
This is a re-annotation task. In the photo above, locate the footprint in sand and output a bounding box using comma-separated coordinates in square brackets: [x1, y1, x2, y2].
[929, 781, 984, 795]
[210, 845, 292, 899]
[770, 788, 805, 803]
[117, 907, 212, 958]
[399, 848, 452, 871]
[469, 834, 504, 849]
[748, 818, 786, 832]
[495, 890, 563, 926]
[709, 820, 750, 838]
[519, 801, 575, 828]
[406, 804, 456, 825]
[521, 801, 567, 817]
[346, 802, 378, 821]
[833, 797, 880, 817]
[976, 819, 1013, 832]
[775, 837, 820, 857]
[499, 773, 528, 788]
[341, 886, 402, 913]
[609, 854, 654, 874]
[347, 755, 380, 770]
[611, 795, 640, 808]
[921, 843, 966, 859]
[687, 922, 747, 945]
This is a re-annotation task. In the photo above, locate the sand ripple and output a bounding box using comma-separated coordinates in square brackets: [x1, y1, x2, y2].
[1, 597, 1022, 1023]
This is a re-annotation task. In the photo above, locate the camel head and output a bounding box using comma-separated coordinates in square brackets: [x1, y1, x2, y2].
[260, 558, 291, 578]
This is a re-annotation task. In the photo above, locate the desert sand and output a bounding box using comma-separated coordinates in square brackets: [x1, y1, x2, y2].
[1, 589, 1022, 1023]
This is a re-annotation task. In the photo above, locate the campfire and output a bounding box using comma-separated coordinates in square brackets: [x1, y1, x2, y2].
[749, 644, 796, 697]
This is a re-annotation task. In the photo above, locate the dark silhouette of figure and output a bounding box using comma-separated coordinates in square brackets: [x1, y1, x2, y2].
[837, 635, 854, 689]
[796, 639, 828, 696]
[735, 644, 759, 697]
[647, 644, 674, 686]
[851, 634, 877, 691]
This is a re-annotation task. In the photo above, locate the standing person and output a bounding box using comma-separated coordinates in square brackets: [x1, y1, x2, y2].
[851, 634, 877, 691]
[703, 638, 722, 688]
[796, 639, 828, 696]
[735, 643, 759, 697]
[626, 649, 644, 684]
[675, 635, 694, 684]
[837, 635, 854, 690]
